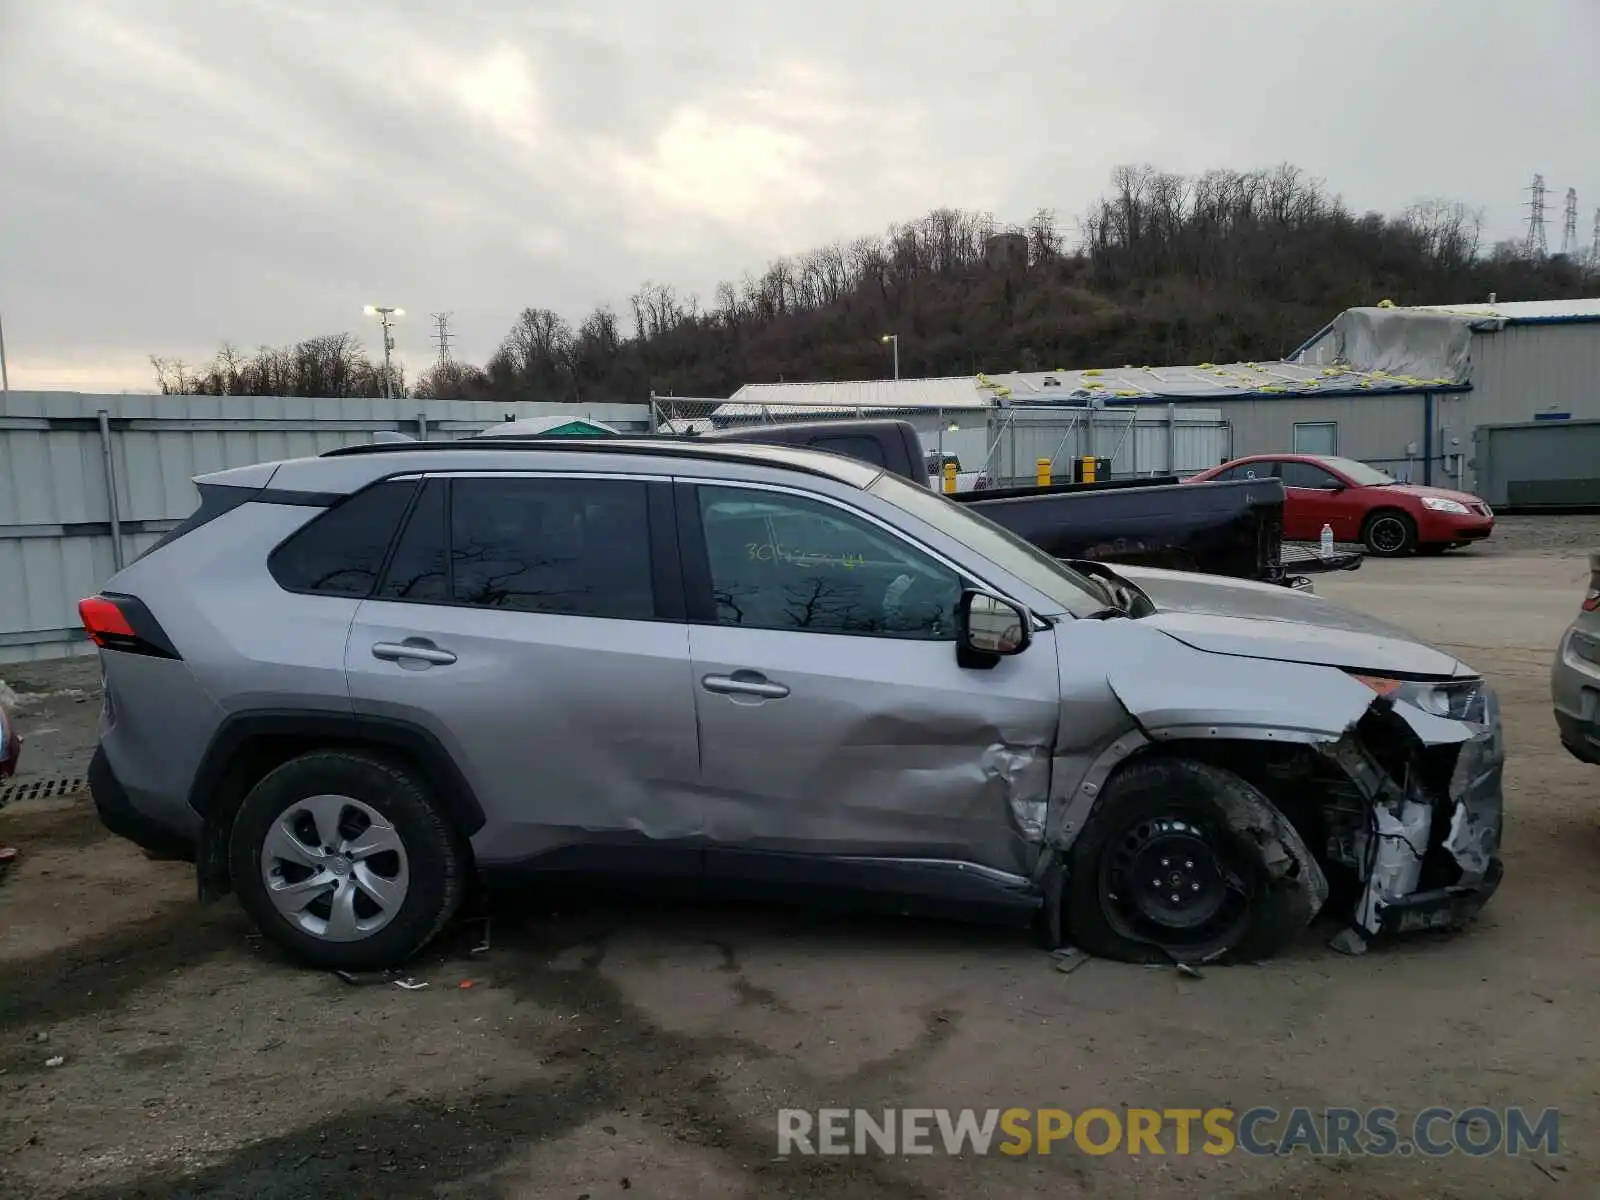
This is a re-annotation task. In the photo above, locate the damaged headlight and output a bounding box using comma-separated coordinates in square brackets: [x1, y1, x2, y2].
[1352, 675, 1486, 723]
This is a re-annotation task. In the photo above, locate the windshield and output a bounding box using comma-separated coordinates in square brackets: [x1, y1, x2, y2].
[867, 471, 1104, 615]
[1318, 456, 1395, 486]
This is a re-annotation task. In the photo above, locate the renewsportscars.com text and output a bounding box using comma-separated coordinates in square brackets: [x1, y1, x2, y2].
[776, 1106, 1560, 1158]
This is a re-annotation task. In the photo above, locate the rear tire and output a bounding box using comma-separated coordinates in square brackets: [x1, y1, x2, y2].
[1065, 758, 1323, 965]
[1362, 509, 1416, 557]
[230, 750, 465, 972]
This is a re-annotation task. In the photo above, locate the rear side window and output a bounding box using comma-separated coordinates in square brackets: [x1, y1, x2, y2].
[378, 480, 448, 602]
[808, 435, 888, 468]
[448, 476, 655, 619]
[1216, 462, 1270, 482]
[268, 480, 418, 597]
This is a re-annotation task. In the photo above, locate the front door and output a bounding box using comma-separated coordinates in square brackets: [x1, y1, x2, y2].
[680, 480, 1063, 890]
[344, 473, 701, 873]
[1277, 460, 1363, 541]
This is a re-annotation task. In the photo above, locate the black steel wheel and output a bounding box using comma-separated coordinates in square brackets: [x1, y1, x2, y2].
[1065, 757, 1327, 965]
[1101, 814, 1252, 952]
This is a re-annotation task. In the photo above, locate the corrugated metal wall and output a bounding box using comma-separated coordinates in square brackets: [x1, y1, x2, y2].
[1470, 418, 1600, 509]
[1453, 323, 1600, 492]
[0, 392, 651, 663]
[1206, 392, 1431, 478]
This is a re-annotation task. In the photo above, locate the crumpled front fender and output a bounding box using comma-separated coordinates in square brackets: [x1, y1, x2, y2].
[1103, 644, 1380, 744]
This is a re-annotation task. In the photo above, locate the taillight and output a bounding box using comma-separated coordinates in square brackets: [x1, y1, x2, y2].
[1584, 589, 1599, 614]
[77, 594, 180, 658]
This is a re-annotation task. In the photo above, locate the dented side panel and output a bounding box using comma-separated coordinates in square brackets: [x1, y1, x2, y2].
[687, 622, 1063, 875]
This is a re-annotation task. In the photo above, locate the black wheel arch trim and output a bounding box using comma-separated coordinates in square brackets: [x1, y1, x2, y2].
[189, 709, 487, 837]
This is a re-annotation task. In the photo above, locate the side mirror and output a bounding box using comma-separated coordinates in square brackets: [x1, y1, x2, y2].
[957, 590, 1031, 666]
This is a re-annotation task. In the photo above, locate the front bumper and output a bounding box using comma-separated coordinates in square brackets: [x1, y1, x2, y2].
[1332, 688, 1506, 945]
[1377, 856, 1505, 934]
[1417, 512, 1494, 543]
[1556, 709, 1600, 765]
[89, 746, 195, 861]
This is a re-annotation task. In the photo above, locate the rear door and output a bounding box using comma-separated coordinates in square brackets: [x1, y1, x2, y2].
[678, 478, 1063, 892]
[344, 471, 702, 874]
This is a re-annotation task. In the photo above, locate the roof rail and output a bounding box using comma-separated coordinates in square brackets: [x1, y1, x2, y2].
[317, 435, 856, 483]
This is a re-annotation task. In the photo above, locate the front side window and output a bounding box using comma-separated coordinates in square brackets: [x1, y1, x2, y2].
[448, 476, 655, 619]
[268, 479, 417, 597]
[696, 486, 962, 638]
[1279, 461, 1342, 490]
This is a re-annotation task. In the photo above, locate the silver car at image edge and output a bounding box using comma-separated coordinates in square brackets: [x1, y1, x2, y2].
[1552, 551, 1600, 767]
[78, 436, 1505, 971]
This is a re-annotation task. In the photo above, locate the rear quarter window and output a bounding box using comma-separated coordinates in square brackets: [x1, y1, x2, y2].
[807, 435, 888, 468]
[268, 480, 419, 597]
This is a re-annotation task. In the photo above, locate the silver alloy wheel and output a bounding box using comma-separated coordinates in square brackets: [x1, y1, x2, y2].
[259, 793, 410, 942]
[1367, 515, 1409, 554]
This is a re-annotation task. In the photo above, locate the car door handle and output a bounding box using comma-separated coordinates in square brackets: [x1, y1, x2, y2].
[372, 640, 457, 666]
[701, 672, 790, 699]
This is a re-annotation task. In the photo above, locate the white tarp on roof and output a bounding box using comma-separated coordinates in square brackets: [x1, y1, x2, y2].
[1292, 306, 1474, 385]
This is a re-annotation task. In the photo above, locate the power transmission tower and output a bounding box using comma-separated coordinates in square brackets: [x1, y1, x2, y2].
[430, 312, 454, 369]
[1560, 188, 1578, 257]
[1524, 174, 1548, 259]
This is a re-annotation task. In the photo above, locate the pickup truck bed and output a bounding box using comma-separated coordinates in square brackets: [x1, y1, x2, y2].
[664, 417, 1361, 586]
[955, 476, 1293, 583]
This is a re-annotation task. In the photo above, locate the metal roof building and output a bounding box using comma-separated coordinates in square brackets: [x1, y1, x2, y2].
[716, 298, 1600, 490]
[1289, 298, 1600, 490]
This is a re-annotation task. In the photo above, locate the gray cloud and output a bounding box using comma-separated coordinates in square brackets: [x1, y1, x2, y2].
[1, 0, 1595, 389]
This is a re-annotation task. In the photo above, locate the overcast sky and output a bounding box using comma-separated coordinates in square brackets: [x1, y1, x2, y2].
[2, 0, 1596, 392]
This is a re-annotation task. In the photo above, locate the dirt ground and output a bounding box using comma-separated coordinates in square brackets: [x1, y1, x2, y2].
[2, 523, 1598, 1199]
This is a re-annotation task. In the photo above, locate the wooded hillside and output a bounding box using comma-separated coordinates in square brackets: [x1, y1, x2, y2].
[152, 164, 1600, 402]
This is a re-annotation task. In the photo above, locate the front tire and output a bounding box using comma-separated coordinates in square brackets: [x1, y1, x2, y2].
[230, 750, 465, 971]
[1362, 509, 1416, 557]
[1065, 758, 1324, 965]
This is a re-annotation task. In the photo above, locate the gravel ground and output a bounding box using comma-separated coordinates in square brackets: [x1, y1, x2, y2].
[1, 525, 1597, 1199]
[1464, 513, 1600, 557]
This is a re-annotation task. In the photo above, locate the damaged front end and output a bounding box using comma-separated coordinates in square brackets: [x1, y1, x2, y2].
[1081, 636, 1507, 959]
[1309, 677, 1505, 953]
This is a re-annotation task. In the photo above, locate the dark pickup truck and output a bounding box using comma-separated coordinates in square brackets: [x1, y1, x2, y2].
[692, 417, 1360, 587]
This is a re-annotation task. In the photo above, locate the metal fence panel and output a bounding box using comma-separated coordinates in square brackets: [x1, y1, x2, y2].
[0, 392, 650, 662]
[986, 406, 1226, 485]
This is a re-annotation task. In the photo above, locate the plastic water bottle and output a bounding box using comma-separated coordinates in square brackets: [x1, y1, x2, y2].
[1320, 523, 1334, 558]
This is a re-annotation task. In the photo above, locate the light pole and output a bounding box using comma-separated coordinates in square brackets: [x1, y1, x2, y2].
[880, 333, 899, 381]
[364, 305, 404, 399]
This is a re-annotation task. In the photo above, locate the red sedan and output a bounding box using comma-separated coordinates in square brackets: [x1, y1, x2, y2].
[1185, 454, 1495, 557]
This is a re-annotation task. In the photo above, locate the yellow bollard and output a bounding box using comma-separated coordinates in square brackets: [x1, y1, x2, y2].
[943, 461, 958, 494]
[1080, 455, 1097, 483]
[1036, 458, 1051, 486]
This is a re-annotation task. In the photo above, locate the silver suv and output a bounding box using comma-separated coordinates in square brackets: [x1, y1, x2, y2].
[83, 437, 1505, 971]
[1552, 551, 1600, 766]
